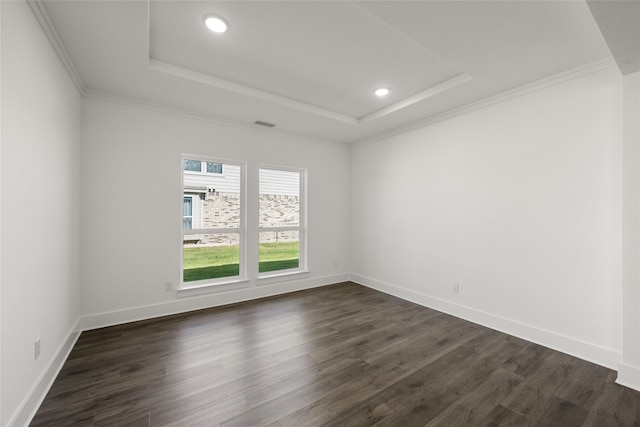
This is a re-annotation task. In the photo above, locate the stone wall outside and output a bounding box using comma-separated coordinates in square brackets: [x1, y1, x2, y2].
[184, 192, 299, 246]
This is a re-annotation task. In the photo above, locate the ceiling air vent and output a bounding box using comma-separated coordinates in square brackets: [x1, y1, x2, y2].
[254, 120, 275, 128]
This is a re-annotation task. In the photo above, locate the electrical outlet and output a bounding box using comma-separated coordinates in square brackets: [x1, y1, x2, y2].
[35, 338, 41, 360]
[165, 281, 174, 292]
[452, 283, 460, 293]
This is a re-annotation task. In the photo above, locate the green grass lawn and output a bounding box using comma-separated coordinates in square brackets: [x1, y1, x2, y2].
[183, 241, 299, 282]
[259, 241, 299, 273]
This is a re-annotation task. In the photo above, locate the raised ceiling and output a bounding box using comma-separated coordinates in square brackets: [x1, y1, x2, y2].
[39, 0, 613, 144]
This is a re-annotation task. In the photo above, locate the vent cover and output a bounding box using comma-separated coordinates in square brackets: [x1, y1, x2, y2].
[254, 120, 275, 128]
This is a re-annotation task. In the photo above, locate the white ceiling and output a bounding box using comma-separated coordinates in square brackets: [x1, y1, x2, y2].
[587, 0, 640, 76]
[39, 0, 613, 144]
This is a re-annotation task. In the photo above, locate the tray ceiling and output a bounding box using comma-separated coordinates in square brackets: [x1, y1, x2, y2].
[39, 0, 613, 143]
[149, 1, 469, 123]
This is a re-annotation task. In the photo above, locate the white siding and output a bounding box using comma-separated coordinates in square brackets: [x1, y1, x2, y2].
[259, 168, 300, 196]
[183, 163, 240, 193]
[183, 165, 298, 196]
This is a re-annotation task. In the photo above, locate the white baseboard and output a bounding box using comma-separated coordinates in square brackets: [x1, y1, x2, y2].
[351, 273, 621, 371]
[617, 363, 640, 391]
[81, 273, 350, 331]
[14, 271, 629, 427]
[15, 274, 348, 426]
[9, 318, 82, 427]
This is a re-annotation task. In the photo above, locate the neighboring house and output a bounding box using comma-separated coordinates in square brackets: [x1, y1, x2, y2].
[183, 160, 300, 245]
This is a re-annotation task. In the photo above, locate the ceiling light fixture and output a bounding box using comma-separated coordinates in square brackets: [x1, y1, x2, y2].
[203, 14, 228, 33]
[374, 88, 390, 97]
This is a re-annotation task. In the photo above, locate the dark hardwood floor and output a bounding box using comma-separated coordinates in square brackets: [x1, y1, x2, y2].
[31, 282, 640, 426]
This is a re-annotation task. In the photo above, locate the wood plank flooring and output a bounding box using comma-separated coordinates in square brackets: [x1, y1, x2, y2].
[31, 282, 640, 426]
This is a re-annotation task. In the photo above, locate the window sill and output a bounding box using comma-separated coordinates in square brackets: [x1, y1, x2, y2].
[177, 278, 250, 298]
[257, 269, 310, 285]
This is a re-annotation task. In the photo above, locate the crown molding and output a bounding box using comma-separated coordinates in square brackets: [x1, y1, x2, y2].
[148, 58, 472, 127]
[351, 57, 618, 149]
[359, 73, 472, 124]
[146, 1, 470, 126]
[149, 59, 360, 126]
[25, 0, 617, 149]
[83, 88, 348, 149]
[27, 0, 85, 95]
[27, 0, 346, 148]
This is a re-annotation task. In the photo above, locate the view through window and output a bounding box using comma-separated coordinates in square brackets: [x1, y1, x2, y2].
[181, 158, 305, 287]
[182, 158, 244, 284]
[259, 167, 304, 274]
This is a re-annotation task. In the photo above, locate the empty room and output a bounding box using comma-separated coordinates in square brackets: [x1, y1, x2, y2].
[2, 0, 640, 425]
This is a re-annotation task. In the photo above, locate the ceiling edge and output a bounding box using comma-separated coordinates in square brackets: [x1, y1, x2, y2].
[149, 58, 471, 127]
[146, 3, 469, 127]
[587, 0, 640, 76]
[351, 57, 618, 149]
[352, 0, 464, 75]
[359, 73, 472, 124]
[83, 88, 348, 149]
[27, 0, 85, 95]
[148, 58, 359, 125]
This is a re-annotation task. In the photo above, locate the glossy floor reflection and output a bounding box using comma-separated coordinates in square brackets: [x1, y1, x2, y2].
[31, 282, 640, 426]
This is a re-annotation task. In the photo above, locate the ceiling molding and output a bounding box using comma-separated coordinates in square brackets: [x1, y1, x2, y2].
[83, 88, 348, 149]
[27, 0, 85, 95]
[359, 73, 472, 124]
[146, 2, 469, 127]
[27, 0, 344, 147]
[148, 59, 360, 125]
[352, 57, 618, 149]
[27, 0, 615, 147]
[149, 57, 471, 127]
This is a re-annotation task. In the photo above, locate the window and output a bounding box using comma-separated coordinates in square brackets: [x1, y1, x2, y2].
[183, 159, 202, 172]
[206, 162, 223, 174]
[181, 157, 245, 287]
[183, 159, 223, 175]
[183, 196, 194, 230]
[259, 167, 306, 275]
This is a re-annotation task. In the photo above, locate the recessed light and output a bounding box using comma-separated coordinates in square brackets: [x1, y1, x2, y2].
[375, 88, 390, 97]
[203, 14, 228, 33]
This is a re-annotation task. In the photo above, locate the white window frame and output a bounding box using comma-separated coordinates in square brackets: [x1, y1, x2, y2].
[180, 155, 247, 289]
[258, 165, 307, 278]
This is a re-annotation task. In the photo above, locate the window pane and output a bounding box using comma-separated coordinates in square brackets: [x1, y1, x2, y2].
[182, 197, 193, 230]
[183, 233, 240, 282]
[183, 197, 192, 215]
[206, 162, 223, 174]
[183, 163, 241, 228]
[184, 159, 202, 172]
[259, 230, 299, 273]
[183, 217, 192, 230]
[259, 169, 300, 228]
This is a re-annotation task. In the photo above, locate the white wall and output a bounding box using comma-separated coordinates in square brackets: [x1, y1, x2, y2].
[1, 1, 82, 425]
[351, 66, 623, 368]
[619, 70, 640, 389]
[0, 0, 4, 422]
[80, 97, 350, 325]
